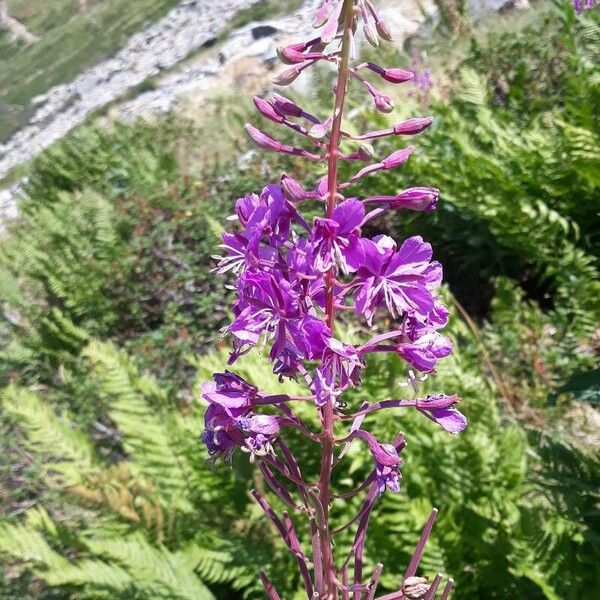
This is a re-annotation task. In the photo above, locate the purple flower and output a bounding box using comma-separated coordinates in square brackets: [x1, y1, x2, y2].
[202, 397, 283, 462]
[202, 404, 245, 462]
[353, 235, 442, 325]
[397, 324, 453, 373]
[202, 371, 259, 413]
[237, 184, 306, 248]
[573, 0, 598, 12]
[355, 429, 403, 494]
[229, 271, 302, 361]
[311, 198, 365, 273]
[321, 337, 363, 390]
[416, 394, 467, 434]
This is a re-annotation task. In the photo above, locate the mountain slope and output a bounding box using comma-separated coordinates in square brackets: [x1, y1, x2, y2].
[0, 0, 181, 142]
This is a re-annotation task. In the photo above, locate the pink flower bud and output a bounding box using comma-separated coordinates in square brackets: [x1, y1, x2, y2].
[316, 175, 328, 198]
[375, 18, 393, 41]
[245, 123, 284, 153]
[245, 124, 322, 160]
[364, 0, 394, 41]
[360, 1, 379, 47]
[277, 43, 305, 65]
[253, 97, 284, 124]
[271, 93, 303, 118]
[393, 117, 433, 135]
[393, 187, 439, 211]
[363, 187, 439, 212]
[340, 146, 373, 162]
[313, 0, 336, 27]
[278, 43, 328, 65]
[367, 62, 414, 84]
[280, 174, 321, 203]
[321, 0, 344, 43]
[348, 147, 414, 183]
[273, 66, 302, 86]
[374, 93, 394, 113]
[382, 146, 414, 169]
[280, 174, 307, 202]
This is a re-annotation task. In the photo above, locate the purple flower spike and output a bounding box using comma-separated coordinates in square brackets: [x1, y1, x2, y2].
[206, 1, 465, 594]
[416, 394, 467, 434]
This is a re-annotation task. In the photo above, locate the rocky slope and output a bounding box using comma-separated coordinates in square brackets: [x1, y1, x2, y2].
[0, 0, 524, 223]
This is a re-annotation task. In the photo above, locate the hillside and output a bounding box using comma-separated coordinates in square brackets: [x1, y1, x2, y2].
[0, 0, 183, 142]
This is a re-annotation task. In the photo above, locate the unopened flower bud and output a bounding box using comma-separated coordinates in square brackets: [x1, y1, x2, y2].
[245, 124, 321, 160]
[271, 93, 303, 118]
[364, 187, 439, 211]
[253, 97, 284, 124]
[321, 0, 344, 43]
[313, 0, 337, 28]
[395, 187, 439, 211]
[382, 147, 414, 169]
[375, 18, 393, 41]
[273, 66, 302, 86]
[374, 93, 394, 113]
[277, 43, 304, 65]
[393, 117, 433, 135]
[278, 43, 328, 65]
[354, 145, 373, 161]
[316, 175, 328, 198]
[245, 124, 283, 152]
[360, 1, 379, 48]
[281, 173, 323, 203]
[364, 0, 394, 41]
[367, 62, 414, 84]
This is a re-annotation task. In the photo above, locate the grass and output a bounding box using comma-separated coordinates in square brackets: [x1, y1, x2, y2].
[0, 0, 181, 142]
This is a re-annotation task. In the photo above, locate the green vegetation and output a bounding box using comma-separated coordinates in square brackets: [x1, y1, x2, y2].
[0, 0, 181, 141]
[0, 2, 598, 598]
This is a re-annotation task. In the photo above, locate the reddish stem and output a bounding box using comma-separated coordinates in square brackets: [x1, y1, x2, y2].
[318, 1, 355, 598]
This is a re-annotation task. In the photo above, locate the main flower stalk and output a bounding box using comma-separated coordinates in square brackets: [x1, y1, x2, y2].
[320, 2, 354, 595]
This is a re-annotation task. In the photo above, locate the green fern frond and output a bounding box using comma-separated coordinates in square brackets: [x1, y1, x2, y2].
[2, 386, 95, 486]
[83, 340, 193, 510]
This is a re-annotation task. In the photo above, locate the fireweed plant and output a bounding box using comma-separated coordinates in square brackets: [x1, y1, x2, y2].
[202, 1, 467, 598]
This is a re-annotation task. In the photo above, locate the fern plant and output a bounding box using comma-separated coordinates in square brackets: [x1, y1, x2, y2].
[0, 342, 298, 599]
